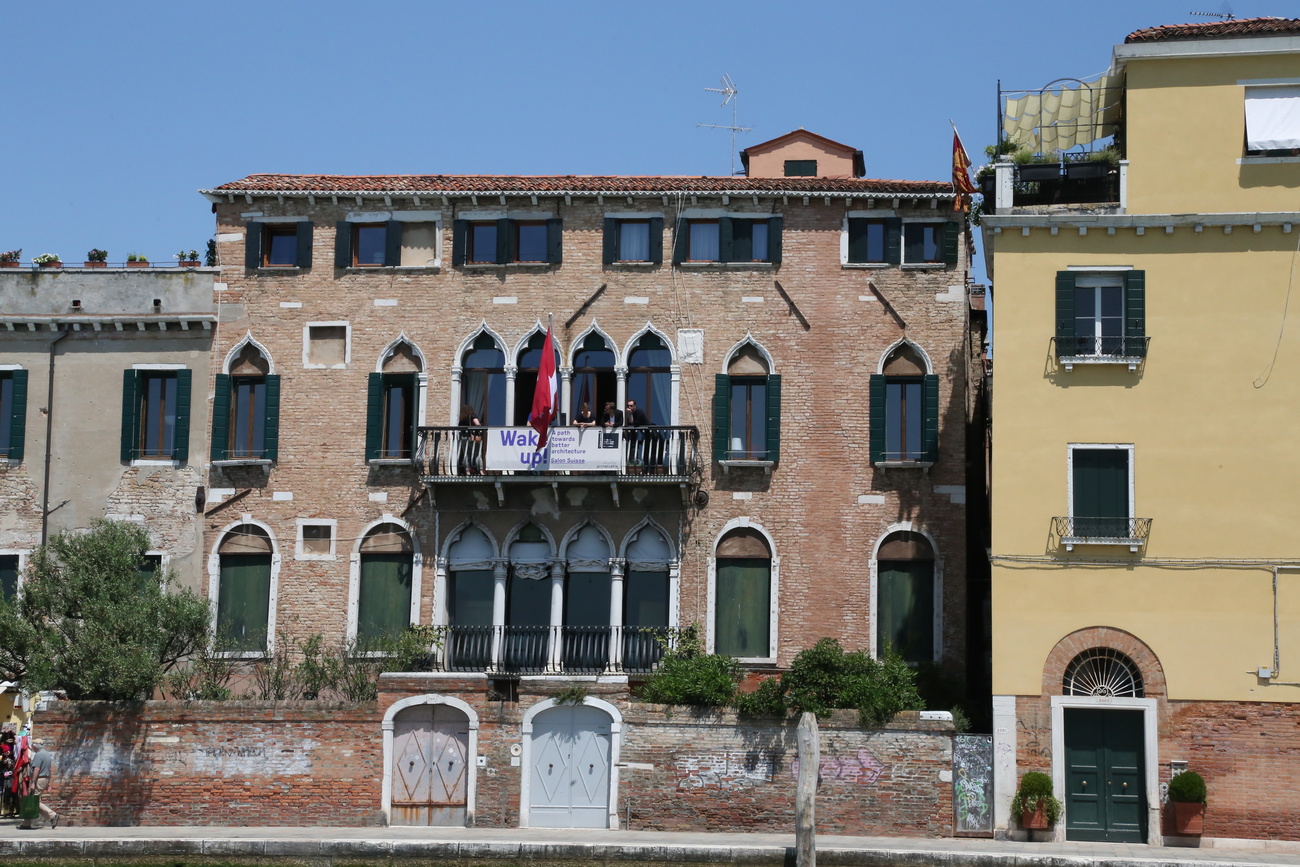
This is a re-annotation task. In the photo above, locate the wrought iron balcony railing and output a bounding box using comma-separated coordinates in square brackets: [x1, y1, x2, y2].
[1053, 516, 1152, 552]
[1054, 336, 1149, 371]
[416, 425, 700, 482]
[436, 624, 675, 674]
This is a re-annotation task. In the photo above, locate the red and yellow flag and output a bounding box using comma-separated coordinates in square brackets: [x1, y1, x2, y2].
[951, 129, 977, 212]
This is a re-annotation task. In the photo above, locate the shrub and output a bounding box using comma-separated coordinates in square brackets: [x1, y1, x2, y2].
[635, 626, 740, 707]
[551, 685, 588, 705]
[1010, 771, 1062, 826]
[1167, 770, 1207, 805]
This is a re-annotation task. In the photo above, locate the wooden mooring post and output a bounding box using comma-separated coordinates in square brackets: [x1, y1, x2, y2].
[795, 711, 819, 867]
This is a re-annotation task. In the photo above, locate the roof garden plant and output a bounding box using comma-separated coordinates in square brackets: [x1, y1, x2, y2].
[32, 253, 61, 265]
[0, 249, 21, 263]
[86, 248, 108, 262]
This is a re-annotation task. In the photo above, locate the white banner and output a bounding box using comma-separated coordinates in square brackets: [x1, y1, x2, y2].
[485, 426, 622, 472]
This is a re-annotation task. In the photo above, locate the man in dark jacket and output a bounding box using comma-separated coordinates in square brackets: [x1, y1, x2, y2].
[624, 400, 651, 469]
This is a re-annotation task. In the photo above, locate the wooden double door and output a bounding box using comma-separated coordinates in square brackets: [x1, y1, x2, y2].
[390, 704, 470, 826]
[1064, 708, 1146, 842]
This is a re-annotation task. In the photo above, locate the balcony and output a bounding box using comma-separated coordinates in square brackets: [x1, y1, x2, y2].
[416, 425, 701, 501]
[981, 158, 1124, 215]
[1054, 335, 1150, 372]
[1053, 516, 1152, 552]
[435, 624, 675, 675]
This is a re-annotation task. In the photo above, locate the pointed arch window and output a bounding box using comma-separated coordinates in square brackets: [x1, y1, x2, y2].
[357, 523, 415, 643]
[462, 333, 507, 427]
[447, 525, 495, 669]
[624, 524, 671, 670]
[506, 524, 551, 670]
[713, 344, 780, 463]
[714, 528, 772, 659]
[875, 531, 935, 663]
[627, 333, 673, 425]
[367, 342, 422, 462]
[516, 331, 560, 425]
[870, 344, 938, 465]
[563, 525, 612, 672]
[571, 332, 617, 422]
[212, 343, 279, 462]
[216, 526, 273, 653]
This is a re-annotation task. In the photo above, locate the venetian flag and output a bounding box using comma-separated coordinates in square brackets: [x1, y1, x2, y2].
[528, 324, 558, 448]
[951, 123, 977, 211]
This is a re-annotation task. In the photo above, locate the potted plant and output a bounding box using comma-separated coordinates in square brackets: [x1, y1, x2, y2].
[1064, 146, 1122, 180]
[1010, 771, 1062, 831]
[175, 249, 200, 267]
[32, 253, 62, 268]
[127, 253, 149, 268]
[1016, 152, 1062, 183]
[85, 248, 109, 268]
[0, 249, 19, 268]
[1167, 770, 1207, 835]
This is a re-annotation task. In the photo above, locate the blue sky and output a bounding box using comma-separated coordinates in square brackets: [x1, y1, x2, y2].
[0, 0, 1288, 268]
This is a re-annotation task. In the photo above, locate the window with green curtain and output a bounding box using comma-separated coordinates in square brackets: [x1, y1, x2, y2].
[357, 551, 413, 642]
[877, 559, 934, 663]
[714, 557, 771, 658]
[216, 553, 271, 652]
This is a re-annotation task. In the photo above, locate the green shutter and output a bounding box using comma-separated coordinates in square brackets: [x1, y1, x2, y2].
[365, 372, 383, 461]
[869, 374, 885, 464]
[942, 221, 960, 266]
[451, 220, 467, 267]
[358, 553, 415, 642]
[210, 374, 231, 461]
[384, 220, 403, 267]
[922, 374, 939, 462]
[765, 373, 781, 462]
[295, 221, 314, 268]
[172, 369, 192, 462]
[672, 218, 688, 264]
[767, 215, 783, 264]
[1125, 270, 1146, 356]
[496, 218, 512, 264]
[121, 370, 140, 462]
[244, 222, 262, 270]
[263, 374, 281, 462]
[847, 218, 869, 263]
[7, 370, 27, 463]
[547, 218, 563, 264]
[602, 218, 617, 266]
[884, 218, 902, 265]
[712, 373, 730, 462]
[718, 217, 734, 263]
[649, 216, 664, 265]
[334, 221, 352, 269]
[1056, 271, 1077, 348]
[1073, 449, 1129, 519]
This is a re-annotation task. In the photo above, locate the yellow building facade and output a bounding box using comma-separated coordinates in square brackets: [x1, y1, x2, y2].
[984, 19, 1300, 845]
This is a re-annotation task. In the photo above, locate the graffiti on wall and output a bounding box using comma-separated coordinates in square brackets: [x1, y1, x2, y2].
[953, 734, 994, 834]
[790, 749, 887, 785]
[674, 750, 776, 790]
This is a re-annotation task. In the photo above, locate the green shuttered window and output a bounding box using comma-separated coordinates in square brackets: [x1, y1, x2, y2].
[245, 221, 312, 270]
[210, 373, 281, 462]
[714, 558, 771, 658]
[451, 219, 562, 266]
[869, 371, 938, 464]
[1, 370, 28, 462]
[357, 552, 414, 643]
[120, 369, 191, 462]
[365, 373, 417, 461]
[712, 373, 781, 462]
[216, 553, 271, 653]
[672, 216, 783, 264]
[1056, 270, 1146, 359]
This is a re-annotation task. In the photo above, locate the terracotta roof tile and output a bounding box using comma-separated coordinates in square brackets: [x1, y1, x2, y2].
[206, 174, 950, 196]
[1125, 16, 1300, 43]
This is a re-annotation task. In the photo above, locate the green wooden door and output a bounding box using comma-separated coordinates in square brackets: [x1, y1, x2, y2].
[1064, 708, 1146, 842]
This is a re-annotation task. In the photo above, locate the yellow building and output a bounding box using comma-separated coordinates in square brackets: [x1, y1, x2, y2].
[983, 18, 1300, 845]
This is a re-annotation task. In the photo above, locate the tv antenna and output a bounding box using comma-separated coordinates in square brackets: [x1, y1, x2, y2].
[697, 74, 752, 176]
[1189, 6, 1234, 20]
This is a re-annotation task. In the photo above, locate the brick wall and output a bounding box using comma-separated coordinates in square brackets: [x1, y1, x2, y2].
[39, 685, 955, 835]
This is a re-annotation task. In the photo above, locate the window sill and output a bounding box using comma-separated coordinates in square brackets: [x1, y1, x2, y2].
[211, 650, 269, 660]
[461, 262, 556, 270]
[255, 266, 304, 273]
[1058, 354, 1145, 372]
[842, 262, 891, 269]
[368, 458, 417, 468]
[130, 459, 181, 467]
[677, 262, 776, 270]
[344, 265, 442, 273]
[873, 460, 935, 469]
[1238, 155, 1300, 165]
[1061, 536, 1145, 553]
[718, 459, 775, 476]
[608, 261, 660, 268]
[294, 553, 338, 562]
[900, 263, 947, 270]
[212, 458, 272, 467]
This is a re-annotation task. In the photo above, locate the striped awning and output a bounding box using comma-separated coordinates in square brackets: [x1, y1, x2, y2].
[1003, 70, 1124, 152]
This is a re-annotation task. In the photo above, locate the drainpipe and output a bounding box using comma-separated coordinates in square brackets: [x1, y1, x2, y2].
[40, 326, 70, 547]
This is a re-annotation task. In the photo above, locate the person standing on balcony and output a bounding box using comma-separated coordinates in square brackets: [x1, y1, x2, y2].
[624, 399, 650, 470]
[457, 405, 484, 476]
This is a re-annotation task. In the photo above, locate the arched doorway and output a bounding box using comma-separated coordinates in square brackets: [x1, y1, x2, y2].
[384, 696, 478, 826]
[523, 699, 618, 828]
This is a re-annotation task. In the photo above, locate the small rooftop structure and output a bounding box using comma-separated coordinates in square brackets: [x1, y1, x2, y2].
[739, 129, 865, 179]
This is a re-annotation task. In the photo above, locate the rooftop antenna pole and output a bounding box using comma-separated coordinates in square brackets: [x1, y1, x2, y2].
[697, 74, 752, 176]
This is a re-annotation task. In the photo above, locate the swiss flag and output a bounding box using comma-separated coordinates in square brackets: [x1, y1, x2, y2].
[528, 326, 558, 448]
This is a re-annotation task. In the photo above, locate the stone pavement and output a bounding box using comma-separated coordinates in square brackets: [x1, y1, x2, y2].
[1, 822, 1300, 867]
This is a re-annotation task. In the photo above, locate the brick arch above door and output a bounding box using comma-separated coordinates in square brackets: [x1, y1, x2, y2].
[1042, 626, 1167, 699]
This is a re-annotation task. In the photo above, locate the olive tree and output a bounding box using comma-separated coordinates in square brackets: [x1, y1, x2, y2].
[0, 519, 212, 700]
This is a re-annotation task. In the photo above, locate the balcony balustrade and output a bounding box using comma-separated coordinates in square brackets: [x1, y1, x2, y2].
[436, 624, 674, 674]
[1054, 335, 1150, 371]
[1053, 516, 1152, 552]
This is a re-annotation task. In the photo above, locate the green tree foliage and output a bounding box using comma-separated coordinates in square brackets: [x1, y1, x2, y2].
[635, 626, 741, 707]
[735, 638, 925, 726]
[1, 520, 212, 700]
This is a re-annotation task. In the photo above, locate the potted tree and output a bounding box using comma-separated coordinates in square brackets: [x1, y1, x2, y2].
[1167, 770, 1207, 835]
[1010, 771, 1062, 832]
[0, 249, 20, 268]
[85, 248, 109, 268]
